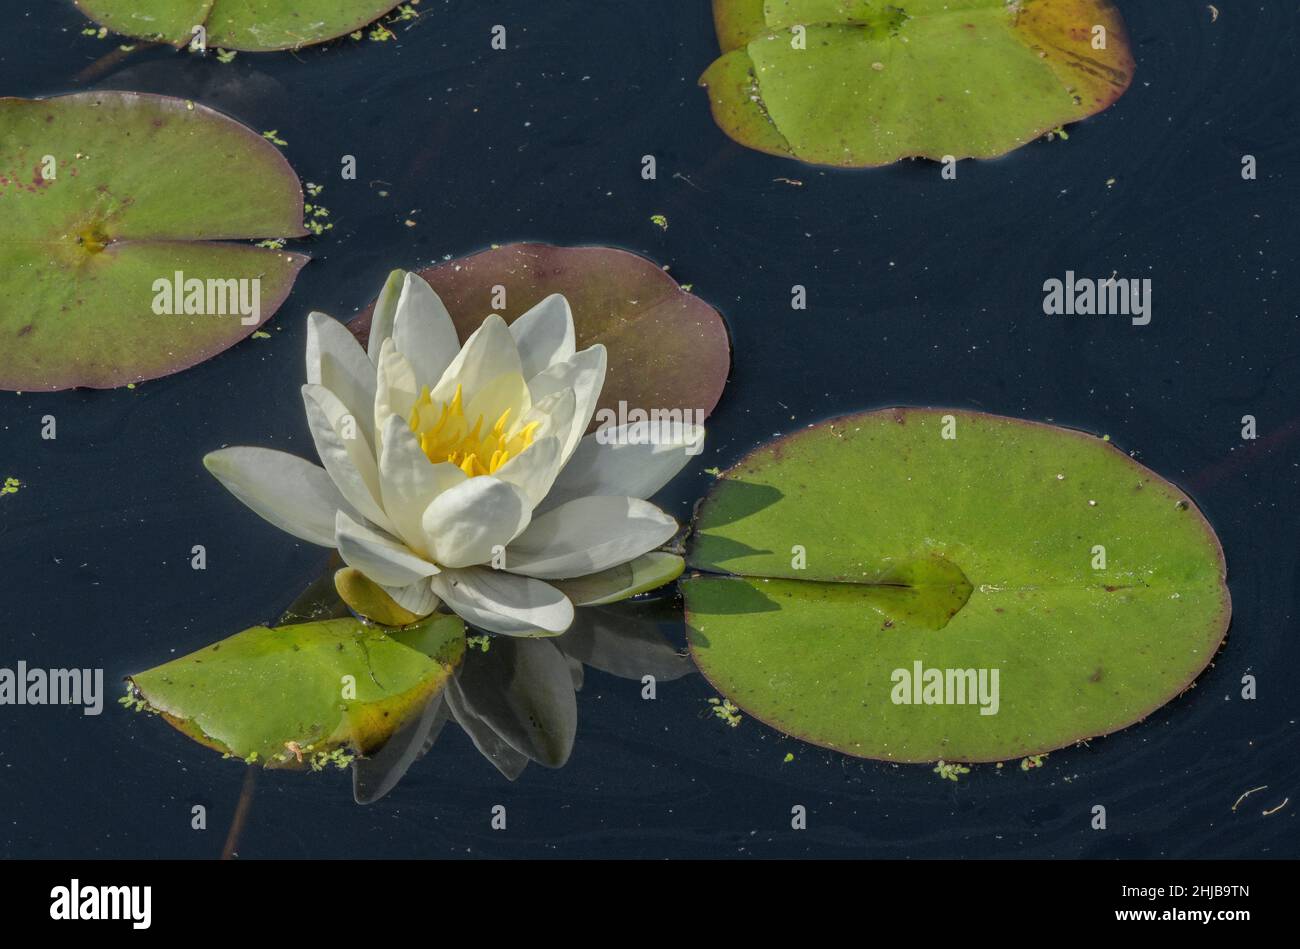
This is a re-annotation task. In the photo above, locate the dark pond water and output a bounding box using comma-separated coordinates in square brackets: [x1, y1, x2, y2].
[1, 1, 1297, 858]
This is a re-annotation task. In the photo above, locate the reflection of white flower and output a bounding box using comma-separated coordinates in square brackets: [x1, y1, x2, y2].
[206, 271, 702, 636]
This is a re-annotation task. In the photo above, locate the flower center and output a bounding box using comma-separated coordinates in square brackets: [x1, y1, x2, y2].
[408, 383, 538, 477]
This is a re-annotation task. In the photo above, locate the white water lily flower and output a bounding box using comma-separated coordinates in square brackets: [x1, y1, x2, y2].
[205, 271, 703, 636]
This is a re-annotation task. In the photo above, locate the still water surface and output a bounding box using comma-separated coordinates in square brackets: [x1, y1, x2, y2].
[0, 1, 1296, 857]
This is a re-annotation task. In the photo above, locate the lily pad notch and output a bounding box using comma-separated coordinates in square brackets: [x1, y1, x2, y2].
[683, 408, 1230, 763]
[0, 92, 309, 391]
[700, 0, 1136, 167]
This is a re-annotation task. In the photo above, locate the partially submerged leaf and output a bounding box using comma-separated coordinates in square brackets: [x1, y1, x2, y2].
[701, 0, 1135, 166]
[0, 92, 308, 390]
[684, 408, 1230, 762]
[74, 0, 405, 51]
[128, 613, 465, 768]
[335, 566, 423, 626]
[552, 551, 685, 606]
[350, 243, 731, 432]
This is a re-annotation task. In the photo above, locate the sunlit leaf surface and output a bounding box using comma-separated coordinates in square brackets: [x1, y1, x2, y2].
[684, 408, 1230, 762]
[701, 0, 1135, 166]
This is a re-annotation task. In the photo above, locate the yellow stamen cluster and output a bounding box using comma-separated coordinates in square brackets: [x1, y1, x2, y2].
[408, 384, 538, 477]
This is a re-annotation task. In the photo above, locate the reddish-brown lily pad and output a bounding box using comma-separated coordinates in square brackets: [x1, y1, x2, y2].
[350, 243, 732, 430]
[0, 92, 308, 391]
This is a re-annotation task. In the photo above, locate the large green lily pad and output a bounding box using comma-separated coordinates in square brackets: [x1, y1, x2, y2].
[0, 92, 308, 391]
[350, 243, 731, 431]
[683, 409, 1230, 762]
[74, 0, 404, 51]
[127, 613, 465, 768]
[701, 0, 1135, 167]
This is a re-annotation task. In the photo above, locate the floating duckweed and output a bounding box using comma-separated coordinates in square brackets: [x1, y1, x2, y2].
[650, 214, 668, 231]
[933, 760, 971, 782]
[466, 634, 491, 653]
[309, 748, 355, 772]
[216, 49, 237, 64]
[303, 190, 333, 237]
[1020, 754, 1047, 772]
[118, 682, 154, 714]
[1, 477, 20, 497]
[261, 130, 287, 146]
[708, 697, 742, 727]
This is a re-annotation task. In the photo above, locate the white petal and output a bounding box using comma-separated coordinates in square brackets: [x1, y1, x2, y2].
[432, 567, 574, 635]
[431, 315, 522, 405]
[521, 387, 577, 447]
[421, 477, 532, 568]
[306, 312, 378, 447]
[373, 337, 420, 456]
[366, 269, 406, 363]
[379, 579, 441, 617]
[509, 293, 575, 380]
[335, 510, 438, 588]
[302, 383, 392, 532]
[540, 421, 704, 513]
[505, 496, 677, 579]
[492, 435, 563, 507]
[464, 370, 531, 433]
[526, 345, 607, 462]
[204, 447, 350, 547]
[378, 415, 467, 554]
[392, 272, 461, 387]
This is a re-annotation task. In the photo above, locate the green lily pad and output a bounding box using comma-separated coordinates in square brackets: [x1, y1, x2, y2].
[683, 408, 1230, 762]
[701, 0, 1135, 167]
[350, 243, 731, 431]
[127, 613, 465, 768]
[0, 91, 308, 391]
[74, 0, 404, 51]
